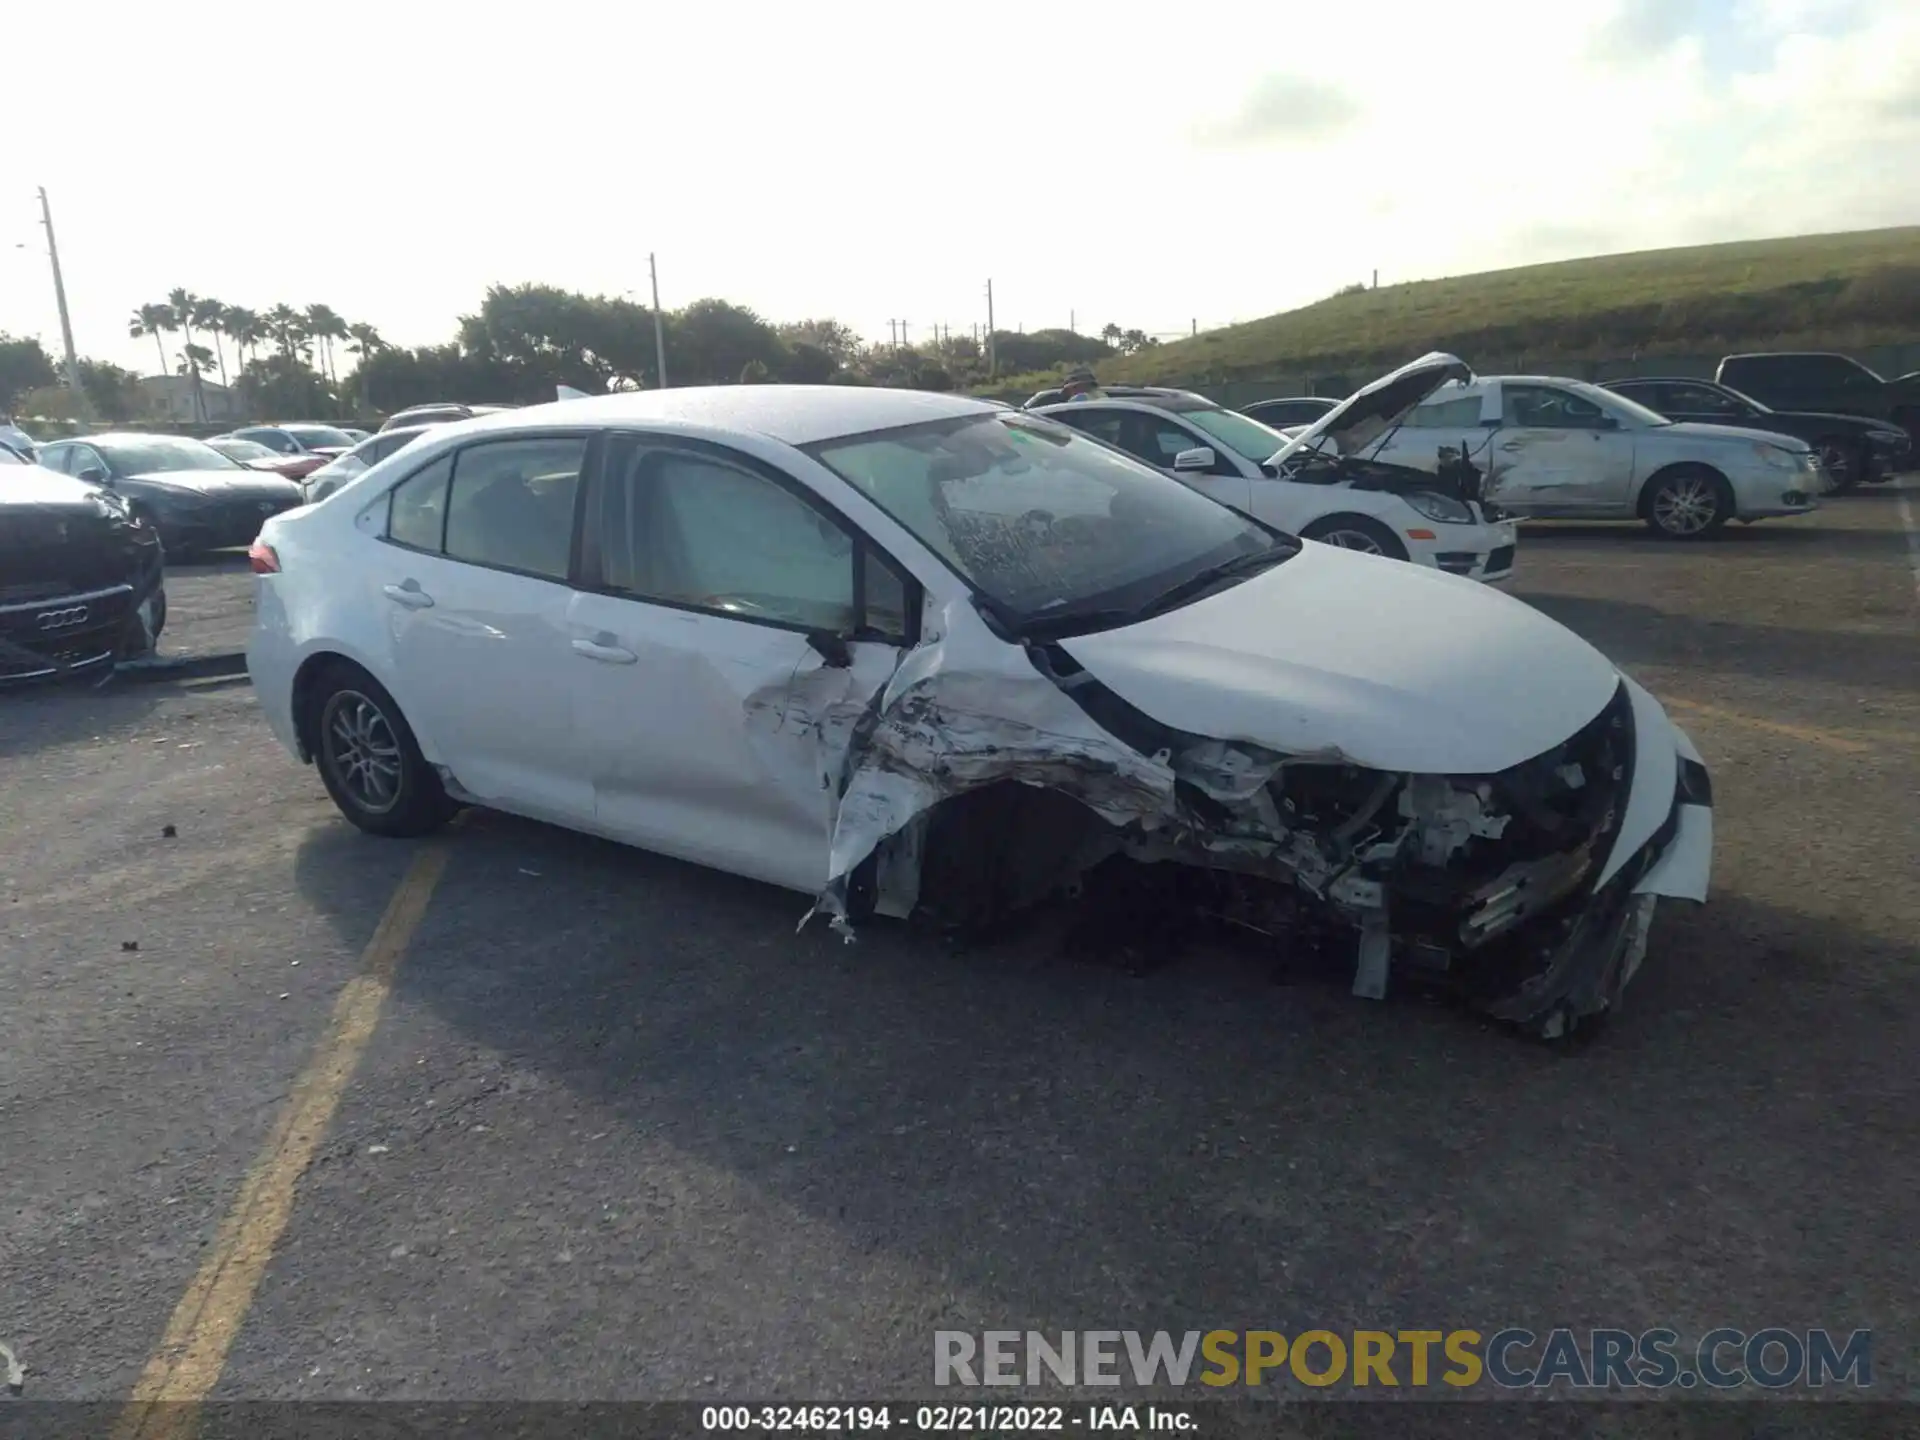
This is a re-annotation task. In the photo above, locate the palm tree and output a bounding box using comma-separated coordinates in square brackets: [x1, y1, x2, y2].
[345, 320, 385, 360]
[176, 342, 215, 423]
[224, 306, 265, 368]
[305, 303, 349, 385]
[167, 287, 203, 357]
[266, 303, 305, 362]
[192, 297, 230, 389]
[128, 303, 174, 376]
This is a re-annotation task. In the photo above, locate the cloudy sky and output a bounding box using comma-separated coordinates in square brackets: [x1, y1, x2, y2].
[3, 0, 1917, 377]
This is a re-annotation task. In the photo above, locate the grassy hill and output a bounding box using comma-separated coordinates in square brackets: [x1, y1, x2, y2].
[999, 227, 1920, 394]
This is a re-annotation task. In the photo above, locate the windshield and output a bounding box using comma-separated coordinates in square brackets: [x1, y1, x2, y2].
[1566, 380, 1673, 428]
[284, 425, 356, 448]
[0, 446, 24, 465]
[1178, 406, 1292, 463]
[1716, 383, 1773, 414]
[210, 438, 279, 462]
[807, 411, 1286, 628]
[97, 436, 241, 473]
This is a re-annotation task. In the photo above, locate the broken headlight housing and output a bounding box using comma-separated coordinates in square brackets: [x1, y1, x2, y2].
[1402, 490, 1476, 524]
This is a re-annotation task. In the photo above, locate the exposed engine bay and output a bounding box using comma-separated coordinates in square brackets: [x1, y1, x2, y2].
[1279, 442, 1503, 517]
[809, 621, 1685, 1039]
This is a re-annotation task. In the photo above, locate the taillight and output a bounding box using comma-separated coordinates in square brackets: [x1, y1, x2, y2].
[249, 540, 281, 574]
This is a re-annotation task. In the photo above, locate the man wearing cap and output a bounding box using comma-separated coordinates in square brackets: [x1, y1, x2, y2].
[1061, 366, 1105, 402]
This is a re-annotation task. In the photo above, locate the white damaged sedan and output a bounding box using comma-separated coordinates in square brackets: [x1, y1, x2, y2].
[247, 385, 1712, 1036]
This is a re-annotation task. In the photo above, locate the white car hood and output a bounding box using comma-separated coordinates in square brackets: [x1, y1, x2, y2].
[1058, 541, 1620, 775]
[1664, 421, 1810, 450]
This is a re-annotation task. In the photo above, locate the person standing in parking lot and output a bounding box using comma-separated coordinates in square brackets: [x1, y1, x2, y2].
[1061, 366, 1105, 402]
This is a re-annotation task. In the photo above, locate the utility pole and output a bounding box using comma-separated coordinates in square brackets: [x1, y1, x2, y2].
[36, 187, 82, 403]
[1372, 268, 1378, 290]
[985, 279, 996, 379]
[1191, 318, 1197, 337]
[1069, 309, 1075, 333]
[649, 252, 668, 388]
[900, 321, 910, 348]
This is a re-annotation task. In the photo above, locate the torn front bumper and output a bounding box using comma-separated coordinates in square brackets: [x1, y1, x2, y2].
[1477, 715, 1712, 1035]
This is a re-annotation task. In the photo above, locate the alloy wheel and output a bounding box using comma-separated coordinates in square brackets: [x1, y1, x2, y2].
[1817, 441, 1854, 488]
[1316, 528, 1387, 554]
[321, 690, 404, 814]
[1651, 476, 1719, 536]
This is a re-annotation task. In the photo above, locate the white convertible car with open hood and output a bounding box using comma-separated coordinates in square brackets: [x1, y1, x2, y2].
[246, 383, 1712, 1037]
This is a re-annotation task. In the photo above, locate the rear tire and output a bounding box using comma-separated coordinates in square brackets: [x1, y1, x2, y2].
[1300, 514, 1408, 560]
[1641, 466, 1732, 539]
[306, 662, 454, 838]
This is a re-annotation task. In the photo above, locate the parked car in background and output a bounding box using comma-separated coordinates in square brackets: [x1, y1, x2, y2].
[1, 421, 37, 460]
[246, 383, 1709, 1037]
[1715, 352, 1920, 444]
[1601, 376, 1910, 490]
[1240, 396, 1339, 428]
[379, 403, 513, 432]
[35, 433, 306, 559]
[1034, 358, 1518, 583]
[300, 424, 442, 502]
[339, 428, 371, 443]
[224, 424, 360, 459]
[207, 435, 330, 483]
[1, 444, 166, 683]
[1367, 375, 1827, 538]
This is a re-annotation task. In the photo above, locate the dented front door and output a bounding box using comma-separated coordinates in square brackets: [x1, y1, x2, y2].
[567, 436, 903, 894]
[1483, 382, 1637, 515]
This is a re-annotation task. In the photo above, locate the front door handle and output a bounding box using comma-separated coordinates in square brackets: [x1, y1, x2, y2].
[1499, 441, 1526, 452]
[571, 638, 637, 664]
[382, 581, 434, 609]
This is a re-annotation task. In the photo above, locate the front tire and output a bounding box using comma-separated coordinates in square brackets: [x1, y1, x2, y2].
[306, 662, 454, 837]
[1815, 437, 1862, 493]
[1642, 467, 1732, 539]
[1300, 514, 1409, 560]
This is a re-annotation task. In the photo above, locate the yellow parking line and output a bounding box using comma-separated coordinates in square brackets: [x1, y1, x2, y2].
[1662, 697, 1878, 755]
[112, 844, 450, 1440]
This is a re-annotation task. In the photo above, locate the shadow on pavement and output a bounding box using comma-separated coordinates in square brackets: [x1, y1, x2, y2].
[287, 808, 1920, 1346]
[0, 677, 171, 761]
[1513, 591, 1920, 694]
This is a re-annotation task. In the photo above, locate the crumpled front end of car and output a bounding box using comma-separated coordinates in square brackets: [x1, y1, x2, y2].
[804, 609, 1711, 1039]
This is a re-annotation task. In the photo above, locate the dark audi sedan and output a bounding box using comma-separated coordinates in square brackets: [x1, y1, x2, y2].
[35, 434, 306, 559]
[1, 446, 167, 684]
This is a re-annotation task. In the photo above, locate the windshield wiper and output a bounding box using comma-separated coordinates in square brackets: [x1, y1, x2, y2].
[1131, 542, 1297, 619]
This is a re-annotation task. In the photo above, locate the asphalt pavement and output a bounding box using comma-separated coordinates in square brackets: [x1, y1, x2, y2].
[1, 490, 1916, 1414]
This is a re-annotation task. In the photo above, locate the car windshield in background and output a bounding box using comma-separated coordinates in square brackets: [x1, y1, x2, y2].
[98, 437, 242, 473]
[807, 411, 1285, 628]
[1717, 384, 1773, 413]
[212, 438, 280, 461]
[285, 425, 357, 448]
[1179, 406, 1293, 463]
[0, 447, 24, 465]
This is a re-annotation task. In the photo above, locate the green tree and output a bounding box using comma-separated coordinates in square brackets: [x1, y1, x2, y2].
[739, 359, 773, 383]
[61, 358, 142, 421]
[224, 306, 266, 367]
[175, 342, 215, 422]
[669, 299, 787, 386]
[266, 304, 306, 362]
[305, 303, 349, 385]
[192, 296, 230, 387]
[0, 334, 59, 416]
[128, 303, 174, 377]
[776, 318, 861, 368]
[167, 287, 204, 363]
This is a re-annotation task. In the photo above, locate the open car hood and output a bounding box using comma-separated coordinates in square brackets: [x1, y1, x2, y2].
[1269, 352, 1474, 466]
[1058, 541, 1621, 775]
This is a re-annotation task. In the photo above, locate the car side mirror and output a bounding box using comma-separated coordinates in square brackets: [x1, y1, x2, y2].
[1172, 446, 1216, 472]
[807, 630, 852, 669]
[78, 465, 109, 484]
[1259, 461, 1280, 478]
[1594, 416, 1619, 431]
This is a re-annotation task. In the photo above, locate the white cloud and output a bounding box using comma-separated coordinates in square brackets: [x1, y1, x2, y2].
[1, 0, 1916, 379]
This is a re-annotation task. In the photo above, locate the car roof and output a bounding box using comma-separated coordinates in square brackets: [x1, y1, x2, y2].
[1602, 376, 1718, 386]
[1720, 351, 1849, 361]
[463, 385, 1000, 447]
[1247, 395, 1334, 404]
[1033, 396, 1214, 419]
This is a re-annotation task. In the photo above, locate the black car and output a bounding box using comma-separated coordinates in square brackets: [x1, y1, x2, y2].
[1602, 376, 1912, 490]
[34, 433, 306, 559]
[1714, 352, 1920, 449]
[0, 447, 167, 685]
[1240, 396, 1340, 428]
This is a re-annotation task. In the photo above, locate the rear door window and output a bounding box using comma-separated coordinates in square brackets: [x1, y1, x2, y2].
[441, 437, 588, 581]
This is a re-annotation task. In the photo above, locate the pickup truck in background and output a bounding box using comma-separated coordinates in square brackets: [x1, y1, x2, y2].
[1715, 353, 1920, 452]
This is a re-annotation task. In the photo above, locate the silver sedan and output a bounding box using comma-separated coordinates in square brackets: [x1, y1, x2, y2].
[1369, 376, 1828, 538]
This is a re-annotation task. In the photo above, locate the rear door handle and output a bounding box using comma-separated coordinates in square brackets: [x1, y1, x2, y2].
[571, 638, 637, 665]
[382, 582, 434, 609]
[1499, 441, 1525, 452]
